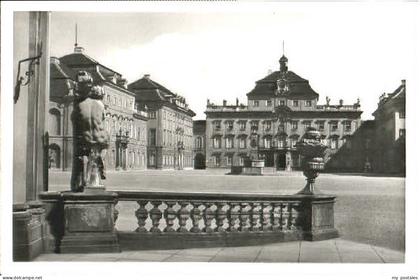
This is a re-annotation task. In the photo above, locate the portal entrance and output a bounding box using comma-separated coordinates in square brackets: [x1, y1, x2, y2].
[194, 153, 206, 169]
[277, 153, 286, 170]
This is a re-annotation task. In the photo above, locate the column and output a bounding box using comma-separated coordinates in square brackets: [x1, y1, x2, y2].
[25, 12, 51, 200]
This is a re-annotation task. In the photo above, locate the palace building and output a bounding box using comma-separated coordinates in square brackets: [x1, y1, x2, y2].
[49, 45, 148, 171]
[205, 54, 362, 170]
[372, 80, 406, 174]
[128, 75, 196, 169]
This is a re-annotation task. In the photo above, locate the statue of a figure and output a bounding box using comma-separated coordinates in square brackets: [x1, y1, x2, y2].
[70, 71, 109, 192]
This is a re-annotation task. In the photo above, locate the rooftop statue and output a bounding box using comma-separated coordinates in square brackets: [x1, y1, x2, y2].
[70, 71, 109, 192]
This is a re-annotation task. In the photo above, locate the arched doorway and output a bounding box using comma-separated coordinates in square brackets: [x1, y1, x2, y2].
[194, 153, 206, 169]
[48, 144, 61, 169]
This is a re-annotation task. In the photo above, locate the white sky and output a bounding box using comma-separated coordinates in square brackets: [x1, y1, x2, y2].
[49, 8, 415, 120]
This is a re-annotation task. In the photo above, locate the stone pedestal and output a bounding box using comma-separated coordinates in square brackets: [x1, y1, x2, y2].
[60, 191, 120, 253]
[299, 195, 339, 241]
[13, 203, 46, 261]
[40, 190, 120, 254]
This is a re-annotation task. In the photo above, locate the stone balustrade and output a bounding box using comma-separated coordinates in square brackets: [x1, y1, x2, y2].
[114, 191, 338, 250]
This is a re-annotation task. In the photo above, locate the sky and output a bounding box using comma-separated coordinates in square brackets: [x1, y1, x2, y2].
[48, 7, 416, 120]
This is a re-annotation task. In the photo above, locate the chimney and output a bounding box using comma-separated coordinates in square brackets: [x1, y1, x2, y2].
[339, 99, 344, 106]
[144, 74, 151, 79]
[401, 79, 406, 86]
[223, 100, 227, 106]
[236, 98, 239, 106]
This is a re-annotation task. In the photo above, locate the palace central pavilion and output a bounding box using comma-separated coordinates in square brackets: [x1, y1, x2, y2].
[205, 54, 362, 171]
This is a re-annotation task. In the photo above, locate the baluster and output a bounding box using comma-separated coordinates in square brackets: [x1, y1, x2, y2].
[271, 202, 281, 231]
[281, 203, 289, 231]
[216, 202, 228, 232]
[261, 202, 271, 231]
[203, 202, 215, 233]
[113, 200, 119, 224]
[135, 200, 148, 233]
[228, 202, 240, 232]
[177, 201, 190, 233]
[289, 202, 300, 230]
[190, 202, 202, 233]
[250, 203, 261, 231]
[164, 201, 177, 233]
[239, 202, 250, 232]
[149, 201, 162, 233]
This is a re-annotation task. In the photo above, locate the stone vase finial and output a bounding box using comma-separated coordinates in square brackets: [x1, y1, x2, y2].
[296, 127, 327, 195]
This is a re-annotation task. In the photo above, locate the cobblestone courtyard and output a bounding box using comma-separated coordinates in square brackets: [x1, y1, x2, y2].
[49, 169, 405, 252]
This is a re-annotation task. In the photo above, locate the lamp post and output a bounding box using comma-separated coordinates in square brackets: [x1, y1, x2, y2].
[295, 127, 327, 195]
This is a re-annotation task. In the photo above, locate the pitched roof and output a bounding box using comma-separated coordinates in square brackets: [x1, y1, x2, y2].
[128, 76, 176, 97]
[60, 52, 122, 76]
[128, 76, 196, 117]
[247, 70, 319, 99]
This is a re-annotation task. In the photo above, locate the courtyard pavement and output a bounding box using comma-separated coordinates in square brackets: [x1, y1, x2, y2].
[33, 238, 404, 263]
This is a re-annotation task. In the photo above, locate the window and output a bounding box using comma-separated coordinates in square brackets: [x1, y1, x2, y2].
[330, 121, 338, 131]
[226, 136, 234, 149]
[149, 111, 157, 119]
[214, 120, 221, 130]
[239, 137, 247, 149]
[330, 138, 338, 149]
[280, 100, 286, 106]
[251, 120, 259, 132]
[195, 137, 203, 149]
[213, 136, 221, 149]
[344, 121, 352, 132]
[149, 129, 156, 146]
[264, 137, 272, 148]
[214, 155, 221, 167]
[253, 100, 259, 107]
[226, 121, 234, 130]
[266, 100, 272, 107]
[305, 100, 312, 107]
[239, 157, 244, 166]
[265, 121, 272, 131]
[239, 121, 246, 131]
[250, 138, 258, 148]
[277, 137, 287, 148]
[226, 156, 232, 166]
[303, 121, 311, 130]
[317, 121, 325, 130]
[291, 121, 298, 130]
[399, 129, 406, 138]
[399, 111, 405, 118]
[293, 100, 299, 107]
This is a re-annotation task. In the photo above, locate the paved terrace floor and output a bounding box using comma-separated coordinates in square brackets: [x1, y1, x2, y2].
[34, 238, 404, 263]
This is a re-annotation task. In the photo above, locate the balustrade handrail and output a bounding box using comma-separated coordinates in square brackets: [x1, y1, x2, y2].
[115, 190, 334, 202]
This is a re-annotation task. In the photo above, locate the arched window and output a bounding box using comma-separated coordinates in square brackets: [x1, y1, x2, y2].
[48, 108, 61, 135]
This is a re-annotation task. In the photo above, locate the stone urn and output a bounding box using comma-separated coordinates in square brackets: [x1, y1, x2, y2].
[296, 127, 327, 195]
